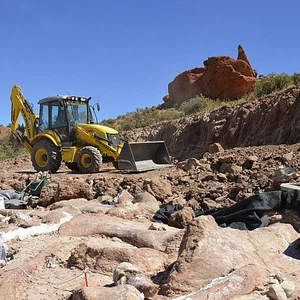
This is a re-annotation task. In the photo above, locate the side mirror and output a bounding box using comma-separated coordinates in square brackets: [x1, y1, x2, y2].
[96, 103, 100, 111]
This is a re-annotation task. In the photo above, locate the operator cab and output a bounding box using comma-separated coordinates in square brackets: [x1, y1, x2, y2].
[38, 95, 90, 144]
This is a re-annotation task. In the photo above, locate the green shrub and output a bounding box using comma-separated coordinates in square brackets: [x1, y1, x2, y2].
[101, 106, 183, 131]
[0, 143, 26, 161]
[254, 73, 293, 98]
[292, 72, 300, 85]
[273, 73, 293, 90]
[157, 109, 184, 121]
[237, 92, 257, 103]
[179, 95, 223, 115]
[100, 118, 116, 128]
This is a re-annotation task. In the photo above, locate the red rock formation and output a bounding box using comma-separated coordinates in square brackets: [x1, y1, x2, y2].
[164, 45, 257, 106]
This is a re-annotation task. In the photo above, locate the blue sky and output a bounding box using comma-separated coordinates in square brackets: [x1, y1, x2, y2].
[0, 0, 299, 126]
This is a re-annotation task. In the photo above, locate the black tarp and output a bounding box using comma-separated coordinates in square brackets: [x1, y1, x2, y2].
[153, 190, 300, 230]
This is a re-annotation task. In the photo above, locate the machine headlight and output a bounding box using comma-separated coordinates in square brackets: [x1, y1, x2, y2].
[107, 134, 120, 147]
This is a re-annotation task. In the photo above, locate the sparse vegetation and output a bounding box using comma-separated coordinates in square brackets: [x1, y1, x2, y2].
[254, 73, 298, 98]
[178, 93, 256, 116]
[0, 142, 26, 161]
[0, 125, 27, 160]
[99, 72, 300, 131]
[101, 107, 184, 131]
[292, 72, 300, 85]
[179, 95, 215, 115]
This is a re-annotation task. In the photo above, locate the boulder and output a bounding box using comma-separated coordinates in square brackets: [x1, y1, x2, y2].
[39, 182, 59, 206]
[167, 264, 269, 300]
[117, 190, 134, 205]
[164, 44, 257, 106]
[113, 262, 159, 298]
[133, 191, 160, 214]
[161, 215, 300, 297]
[42, 210, 68, 224]
[208, 143, 224, 154]
[267, 284, 287, 300]
[143, 177, 172, 202]
[71, 285, 144, 300]
[57, 179, 93, 200]
[49, 198, 88, 210]
[106, 191, 159, 221]
[68, 243, 169, 277]
[38, 179, 93, 207]
[59, 214, 183, 252]
[168, 206, 195, 229]
[177, 158, 202, 171]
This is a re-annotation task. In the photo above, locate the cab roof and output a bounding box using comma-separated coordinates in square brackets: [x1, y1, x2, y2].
[38, 95, 90, 104]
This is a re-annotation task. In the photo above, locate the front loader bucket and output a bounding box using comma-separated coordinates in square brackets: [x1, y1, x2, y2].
[118, 141, 172, 172]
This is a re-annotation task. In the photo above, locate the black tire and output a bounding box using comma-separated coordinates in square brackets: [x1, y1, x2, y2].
[77, 146, 102, 173]
[31, 140, 61, 173]
[65, 162, 80, 172]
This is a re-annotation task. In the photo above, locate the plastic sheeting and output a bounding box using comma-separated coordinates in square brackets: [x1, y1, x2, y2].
[0, 190, 30, 209]
[153, 190, 300, 230]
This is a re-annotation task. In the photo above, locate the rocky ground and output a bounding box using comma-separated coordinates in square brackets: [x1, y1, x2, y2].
[1, 87, 300, 299]
[0, 140, 300, 299]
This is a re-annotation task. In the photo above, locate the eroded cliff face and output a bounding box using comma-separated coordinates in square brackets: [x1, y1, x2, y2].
[125, 86, 300, 160]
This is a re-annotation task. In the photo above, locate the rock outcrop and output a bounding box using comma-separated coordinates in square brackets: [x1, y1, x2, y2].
[161, 215, 300, 298]
[163, 44, 257, 107]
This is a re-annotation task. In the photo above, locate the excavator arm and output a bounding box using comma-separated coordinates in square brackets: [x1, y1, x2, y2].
[10, 85, 39, 152]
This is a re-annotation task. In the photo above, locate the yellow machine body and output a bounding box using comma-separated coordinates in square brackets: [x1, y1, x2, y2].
[9, 85, 171, 173]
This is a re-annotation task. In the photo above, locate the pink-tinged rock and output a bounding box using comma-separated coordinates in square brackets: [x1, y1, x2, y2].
[68, 243, 169, 277]
[42, 210, 69, 224]
[81, 199, 111, 214]
[168, 206, 195, 229]
[39, 182, 59, 206]
[71, 285, 143, 300]
[117, 190, 134, 205]
[113, 262, 159, 298]
[57, 179, 94, 200]
[161, 215, 300, 297]
[171, 264, 269, 299]
[0, 242, 62, 299]
[49, 198, 110, 215]
[59, 214, 183, 252]
[106, 191, 160, 221]
[49, 198, 88, 210]
[40, 180, 94, 206]
[133, 191, 160, 214]
[143, 177, 172, 202]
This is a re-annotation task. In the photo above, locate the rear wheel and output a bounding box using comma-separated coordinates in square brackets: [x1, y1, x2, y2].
[31, 140, 61, 173]
[65, 162, 79, 172]
[77, 146, 102, 173]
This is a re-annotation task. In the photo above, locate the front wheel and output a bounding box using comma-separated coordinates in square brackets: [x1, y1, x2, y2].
[31, 140, 62, 173]
[77, 146, 102, 173]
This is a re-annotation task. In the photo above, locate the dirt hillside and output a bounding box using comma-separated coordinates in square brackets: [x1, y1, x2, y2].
[125, 86, 300, 160]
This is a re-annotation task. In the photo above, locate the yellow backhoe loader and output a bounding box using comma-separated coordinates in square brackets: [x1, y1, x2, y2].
[9, 85, 171, 173]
